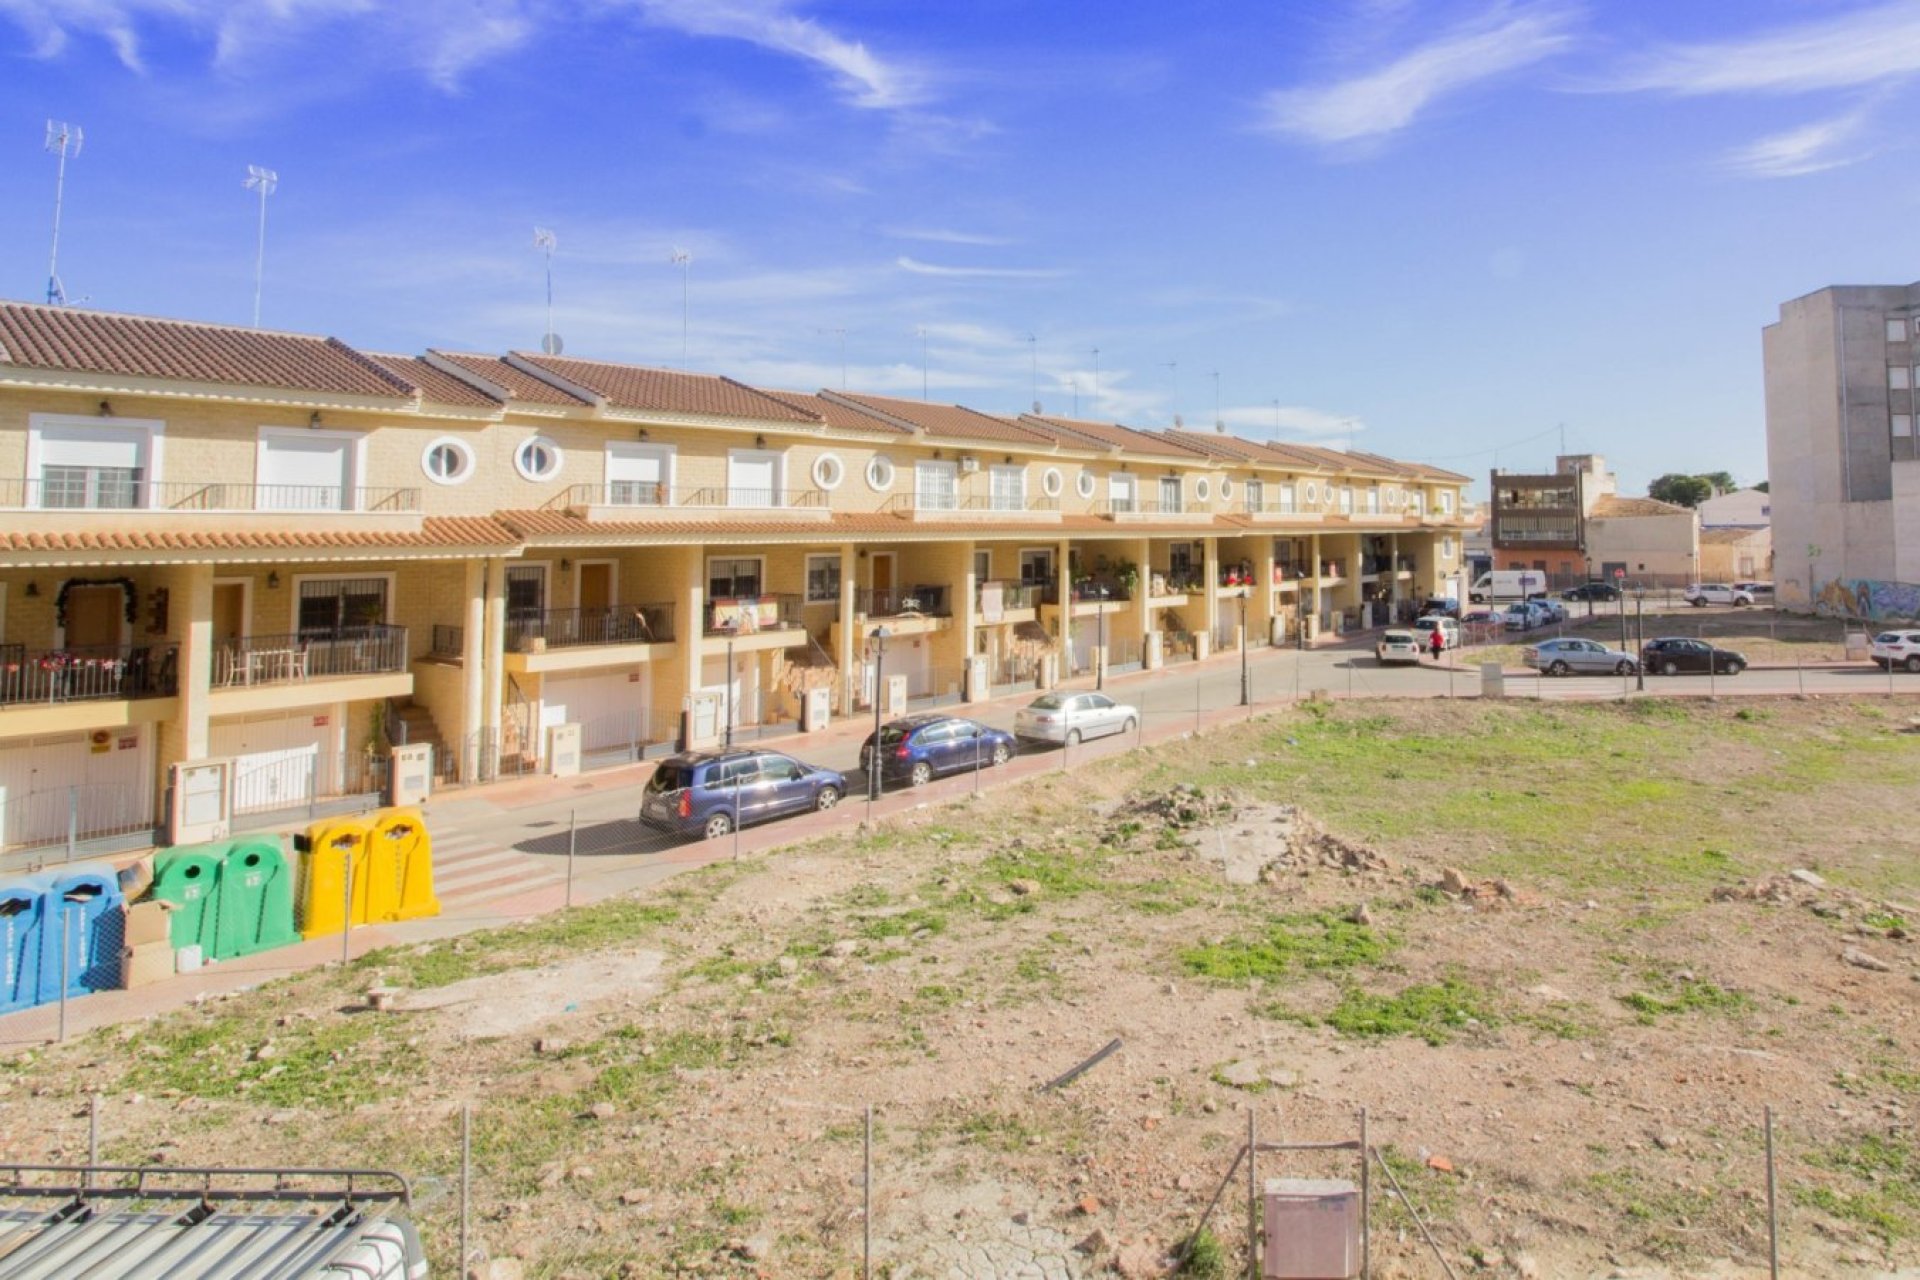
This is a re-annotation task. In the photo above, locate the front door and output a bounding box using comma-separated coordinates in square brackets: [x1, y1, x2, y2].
[578, 563, 612, 611]
[871, 553, 896, 606]
[64, 585, 124, 650]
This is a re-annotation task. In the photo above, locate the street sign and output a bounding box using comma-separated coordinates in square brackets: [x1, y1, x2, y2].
[1613, 568, 1625, 579]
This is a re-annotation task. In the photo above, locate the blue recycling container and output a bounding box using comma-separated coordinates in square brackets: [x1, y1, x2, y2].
[0, 875, 49, 1014]
[41, 863, 125, 1000]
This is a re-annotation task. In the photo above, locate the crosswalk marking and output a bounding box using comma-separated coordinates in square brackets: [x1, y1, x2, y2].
[427, 829, 564, 909]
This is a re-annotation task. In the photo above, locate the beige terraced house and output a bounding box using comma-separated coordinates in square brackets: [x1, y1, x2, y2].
[0, 300, 1471, 856]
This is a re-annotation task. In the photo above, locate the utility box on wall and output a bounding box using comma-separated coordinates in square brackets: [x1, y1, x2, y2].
[965, 656, 989, 702]
[1144, 632, 1164, 669]
[1262, 1178, 1361, 1279]
[545, 725, 580, 779]
[167, 759, 232, 846]
[390, 743, 435, 804]
[883, 674, 908, 720]
[803, 687, 831, 732]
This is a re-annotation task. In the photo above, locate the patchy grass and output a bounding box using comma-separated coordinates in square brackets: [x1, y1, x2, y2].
[1175, 1225, 1229, 1279]
[1619, 975, 1751, 1024]
[1311, 976, 1501, 1046]
[124, 1009, 409, 1108]
[1798, 1132, 1920, 1243]
[1179, 912, 1393, 983]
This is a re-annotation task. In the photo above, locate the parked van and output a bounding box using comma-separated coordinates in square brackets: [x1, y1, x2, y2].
[1468, 570, 1550, 604]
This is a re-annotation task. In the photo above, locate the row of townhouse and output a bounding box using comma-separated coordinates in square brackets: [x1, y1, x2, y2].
[0, 300, 1471, 855]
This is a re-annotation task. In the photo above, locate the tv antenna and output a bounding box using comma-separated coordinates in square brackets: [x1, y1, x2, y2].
[671, 247, 691, 368]
[1090, 346, 1100, 402]
[43, 120, 83, 306]
[1160, 360, 1179, 424]
[1026, 333, 1039, 413]
[533, 227, 562, 355]
[1211, 368, 1222, 430]
[243, 165, 277, 328]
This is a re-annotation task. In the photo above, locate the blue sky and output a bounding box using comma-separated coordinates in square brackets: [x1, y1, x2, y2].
[4, 1, 1920, 495]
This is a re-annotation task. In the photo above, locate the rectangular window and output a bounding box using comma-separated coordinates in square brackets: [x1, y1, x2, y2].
[805, 554, 841, 603]
[1338, 486, 1353, 514]
[1244, 478, 1264, 512]
[1892, 366, 1911, 391]
[1108, 474, 1137, 513]
[258, 428, 360, 511]
[727, 449, 783, 507]
[606, 443, 673, 505]
[1278, 483, 1296, 513]
[708, 557, 763, 598]
[1441, 537, 1455, 559]
[1895, 415, 1914, 438]
[1366, 486, 1379, 514]
[31, 418, 158, 510]
[1438, 491, 1454, 514]
[990, 465, 1026, 511]
[973, 549, 991, 582]
[505, 565, 546, 617]
[915, 460, 957, 511]
[1411, 492, 1424, 516]
[1891, 319, 1910, 343]
[1167, 542, 1197, 580]
[1158, 476, 1183, 512]
[1019, 548, 1053, 583]
[297, 577, 389, 635]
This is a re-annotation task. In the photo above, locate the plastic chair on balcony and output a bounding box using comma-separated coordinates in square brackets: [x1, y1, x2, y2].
[631, 607, 656, 643]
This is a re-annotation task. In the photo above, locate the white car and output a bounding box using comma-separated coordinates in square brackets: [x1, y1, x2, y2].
[1376, 629, 1422, 665]
[1411, 616, 1459, 651]
[1870, 629, 1920, 673]
[1502, 602, 1549, 631]
[1013, 691, 1138, 745]
[1685, 583, 1755, 607]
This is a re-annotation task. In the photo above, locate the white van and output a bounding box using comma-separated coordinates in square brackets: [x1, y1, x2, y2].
[1468, 570, 1550, 604]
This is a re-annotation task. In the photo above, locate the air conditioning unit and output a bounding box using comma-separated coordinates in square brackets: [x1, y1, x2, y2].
[959, 455, 980, 473]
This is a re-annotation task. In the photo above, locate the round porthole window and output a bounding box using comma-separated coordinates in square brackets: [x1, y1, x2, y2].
[1076, 469, 1096, 500]
[1194, 477, 1211, 502]
[1304, 482, 1319, 505]
[1042, 467, 1063, 498]
[1218, 477, 1234, 501]
[422, 436, 475, 485]
[513, 435, 563, 482]
[813, 452, 846, 490]
[866, 455, 896, 492]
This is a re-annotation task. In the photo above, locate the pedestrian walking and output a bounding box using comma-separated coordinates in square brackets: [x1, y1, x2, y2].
[1429, 626, 1445, 663]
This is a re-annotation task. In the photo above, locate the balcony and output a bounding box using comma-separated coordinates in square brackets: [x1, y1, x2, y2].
[960, 495, 1061, 513]
[215, 625, 409, 687]
[1100, 498, 1197, 521]
[0, 643, 178, 707]
[1240, 498, 1304, 519]
[856, 585, 952, 618]
[1148, 571, 1203, 599]
[550, 484, 829, 523]
[507, 603, 676, 652]
[1043, 582, 1132, 606]
[882, 494, 1061, 522]
[1320, 559, 1348, 580]
[976, 581, 1044, 616]
[704, 594, 805, 638]
[0, 477, 420, 513]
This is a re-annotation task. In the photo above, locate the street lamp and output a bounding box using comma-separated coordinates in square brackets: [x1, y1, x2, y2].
[722, 626, 738, 749]
[1238, 587, 1251, 707]
[1583, 556, 1594, 619]
[867, 625, 890, 801]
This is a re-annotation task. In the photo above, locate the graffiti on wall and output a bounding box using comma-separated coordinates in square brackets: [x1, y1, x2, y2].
[1812, 577, 1920, 623]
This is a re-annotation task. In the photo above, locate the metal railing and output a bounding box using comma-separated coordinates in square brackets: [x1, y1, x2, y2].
[0, 478, 419, 512]
[856, 585, 951, 618]
[552, 483, 825, 509]
[977, 581, 1044, 611]
[1043, 583, 1133, 606]
[1101, 498, 1189, 515]
[1, 783, 159, 869]
[959, 495, 1062, 513]
[679, 487, 827, 509]
[214, 625, 408, 686]
[882, 493, 961, 513]
[1150, 573, 1205, 596]
[0, 643, 178, 706]
[704, 594, 804, 636]
[507, 602, 675, 650]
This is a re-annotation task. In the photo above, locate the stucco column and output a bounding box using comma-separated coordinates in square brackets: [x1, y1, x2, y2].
[1202, 536, 1221, 640]
[955, 540, 982, 700]
[837, 543, 857, 710]
[679, 545, 705, 724]
[481, 557, 507, 736]
[173, 563, 214, 761]
[1253, 535, 1277, 643]
[1055, 538, 1073, 680]
[1130, 536, 1151, 648]
[460, 558, 486, 782]
[1308, 533, 1323, 640]
[1389, 532, 1403, 618]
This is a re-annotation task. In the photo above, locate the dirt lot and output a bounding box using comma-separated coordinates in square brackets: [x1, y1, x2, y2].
[3, 697, 1918, 1279]
[1469, 607, 1861, 669]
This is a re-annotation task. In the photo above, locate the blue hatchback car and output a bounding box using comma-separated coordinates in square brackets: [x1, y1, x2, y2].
[858, 714, 1018, 788]
[639, 749, 847, 840]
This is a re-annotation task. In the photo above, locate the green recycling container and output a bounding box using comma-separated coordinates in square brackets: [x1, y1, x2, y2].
[212, 836, 299, 960]
[151, 843, 227, 955]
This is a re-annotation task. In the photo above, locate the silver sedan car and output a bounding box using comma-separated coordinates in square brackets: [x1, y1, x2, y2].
[1523, 637, 1639, 676]
[1013, 691, 1139, 745]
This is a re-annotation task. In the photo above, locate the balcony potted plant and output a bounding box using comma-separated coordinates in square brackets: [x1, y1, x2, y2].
[1114, 559, 1139, 599]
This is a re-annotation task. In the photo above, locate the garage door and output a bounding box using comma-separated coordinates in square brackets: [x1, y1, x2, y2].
[0, 727, 154, 853]
[212, 712, 339, 815]
[543, 668, 652, 761]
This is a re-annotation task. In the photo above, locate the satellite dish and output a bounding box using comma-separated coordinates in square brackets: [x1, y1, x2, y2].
[541, 333, 565, 356]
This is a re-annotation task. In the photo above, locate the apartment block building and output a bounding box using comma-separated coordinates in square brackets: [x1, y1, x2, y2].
[0, 300, 1470, 856]
[1764, 283, 1920, 619]
[1489, 454, 1698, 587]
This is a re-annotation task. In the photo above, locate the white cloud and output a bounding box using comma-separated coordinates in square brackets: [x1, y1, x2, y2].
[881, 226, 1013, 246]
[1722, 107, 1875, 179]
[1259, 3, 1576, 145]
[1607, 2, 1920, 97]
[1218, 403, 1364, 440]
[627, 0, 934, 109]
[895, 256, 1068, 281]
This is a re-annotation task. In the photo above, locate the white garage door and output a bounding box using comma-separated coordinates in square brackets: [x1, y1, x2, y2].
[212, 712, 339, 815]
[542, 668, 652, 758]
[0, 727, 154, 851]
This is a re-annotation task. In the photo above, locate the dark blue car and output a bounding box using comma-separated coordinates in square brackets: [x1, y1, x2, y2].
[858, 714, 1018, 788]
[639, 749, 847, 840]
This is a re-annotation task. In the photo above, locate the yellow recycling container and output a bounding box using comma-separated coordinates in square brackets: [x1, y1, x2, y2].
[371, 807, 440, 923]
[299, 815, 371, 940]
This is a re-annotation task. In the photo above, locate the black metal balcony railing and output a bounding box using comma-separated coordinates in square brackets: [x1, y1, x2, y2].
[1320, 560, 1348, 578]
[0, 478, 421, 512]
[976, 582, 1044, 611]
[553, 483, 826, 510]
[1043, 583, 1133, 606]
[0, 643, 178, 706]
[704, 593, 804, 637]
[856, 585, 951, 618]
[1152, 572, 1203, 595]
[214, 625, 408, 687]
[507, 603, 675, 651]
[431, 624, 464, 659]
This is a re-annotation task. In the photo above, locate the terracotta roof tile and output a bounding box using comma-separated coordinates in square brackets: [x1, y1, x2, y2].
[0, 301, 413, 399]
[364, 353, 503, 409]
[826, 392, 1058, 445]
[1591, 494, 1689, 518]
[429, 351, 592, 406]
[1020, 415, 1205, 458]
[0, 516, 520, 556]
[1700, 526, 1761, 545]
[497, 509, 1204, 542]
[518, 354, 819, 422]
[754, 388, 912, 434]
